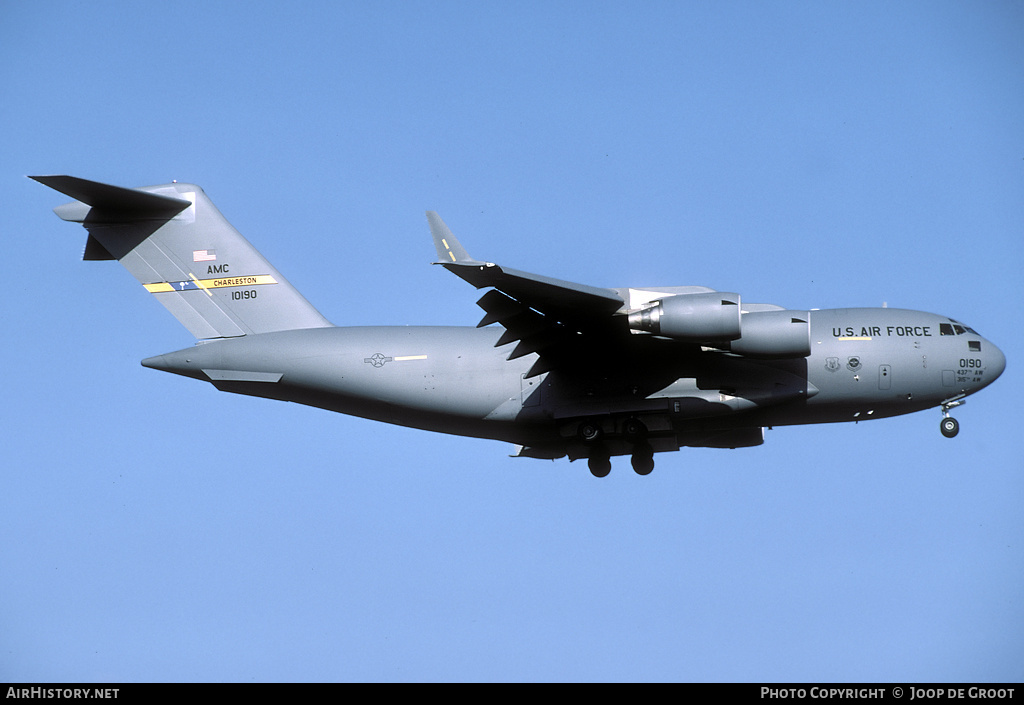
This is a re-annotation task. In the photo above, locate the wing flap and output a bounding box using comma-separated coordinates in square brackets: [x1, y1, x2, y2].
[475, 289, 579, 375]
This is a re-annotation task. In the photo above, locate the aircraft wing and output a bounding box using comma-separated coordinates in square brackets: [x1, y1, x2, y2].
[427, 212, 624, 323]
[427, 212, 628, 377]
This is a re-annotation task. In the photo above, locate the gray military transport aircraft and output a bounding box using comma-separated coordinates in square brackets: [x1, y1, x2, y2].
[34, 175, 1006, 477]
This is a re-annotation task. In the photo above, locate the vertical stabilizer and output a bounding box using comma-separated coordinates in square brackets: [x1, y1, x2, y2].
[33, 175, 333, 339]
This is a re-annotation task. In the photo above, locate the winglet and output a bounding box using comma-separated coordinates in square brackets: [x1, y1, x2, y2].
[426, 211, 475, 264]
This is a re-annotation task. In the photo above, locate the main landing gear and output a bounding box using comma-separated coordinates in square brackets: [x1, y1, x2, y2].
[939, 396, 965, 439]
[630, 449, 654, 476]
[587, 451, 653, 478]
[580, 418, 655, 477]
[587, 453, 612, 478]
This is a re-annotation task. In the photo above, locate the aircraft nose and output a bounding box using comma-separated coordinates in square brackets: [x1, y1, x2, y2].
[988, 341, 1006, 384]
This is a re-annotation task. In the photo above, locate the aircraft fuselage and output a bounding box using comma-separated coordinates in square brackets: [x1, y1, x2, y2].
[142, 307, 1004, 458]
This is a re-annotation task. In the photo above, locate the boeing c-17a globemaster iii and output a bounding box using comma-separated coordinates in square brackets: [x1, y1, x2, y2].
[33, 175, 1006, 477]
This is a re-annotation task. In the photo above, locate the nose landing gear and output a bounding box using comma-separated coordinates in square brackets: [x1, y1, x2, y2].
[940, 416, 959, 438]
[939, 396, 965, 438]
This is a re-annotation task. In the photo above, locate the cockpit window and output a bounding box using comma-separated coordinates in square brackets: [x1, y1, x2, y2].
[941, 320, 978, 336]
[969, 341, 981, 352]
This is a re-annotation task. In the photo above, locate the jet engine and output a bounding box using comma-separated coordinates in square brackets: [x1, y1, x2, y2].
[627, 292, 742, 341]
[627, 294, 810, 358]
[728, 310, 811, 358]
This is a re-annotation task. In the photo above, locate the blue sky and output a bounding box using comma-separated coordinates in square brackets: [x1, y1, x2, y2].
[3, 1, 1022, 682]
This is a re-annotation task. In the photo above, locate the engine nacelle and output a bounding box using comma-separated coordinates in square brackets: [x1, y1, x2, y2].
[728, 310, 811, 358]
[627, 292, 742, 341]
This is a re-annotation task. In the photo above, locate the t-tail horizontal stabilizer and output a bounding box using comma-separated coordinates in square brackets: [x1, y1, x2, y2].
[30, 175, 193, 222]
[33, 175, 332, 339]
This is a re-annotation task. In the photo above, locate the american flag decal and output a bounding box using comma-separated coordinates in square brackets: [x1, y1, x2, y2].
[192, 249, 217, 262]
